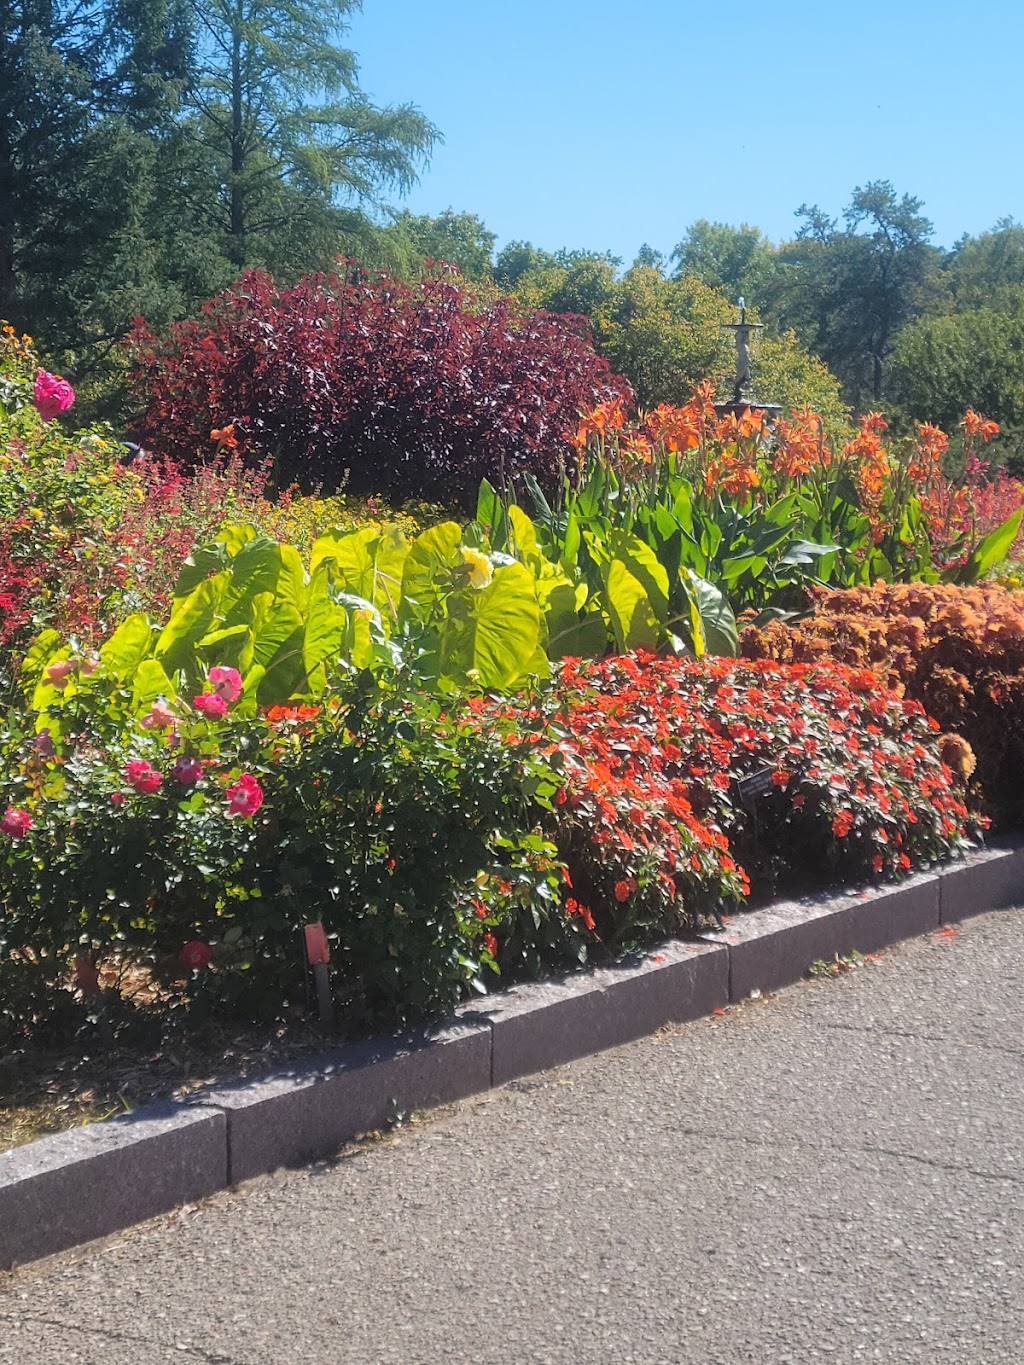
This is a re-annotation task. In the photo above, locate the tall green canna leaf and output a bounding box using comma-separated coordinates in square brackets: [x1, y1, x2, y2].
[946, 507, 1024, 584]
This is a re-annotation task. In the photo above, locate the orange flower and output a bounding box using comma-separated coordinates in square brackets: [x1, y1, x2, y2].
[963, 409, 999, 443]
[570, 400, 627, 450]
[832, 809, 854, 838]
[210, 424, 238, 450]
[621, 432, 653, 465]
[772, 414, 818, 480]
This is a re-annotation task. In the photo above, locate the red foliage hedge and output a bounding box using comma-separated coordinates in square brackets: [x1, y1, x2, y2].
[128, 269, 628, 503]
[741, 582, 1024, 827]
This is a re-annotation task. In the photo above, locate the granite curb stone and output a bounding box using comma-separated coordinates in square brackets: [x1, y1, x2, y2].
[462, 939, 728, 1086]
[2, 839, 1021, 1268]
[706, 872, 941, 1002]
[207, 1020, 492, 1184]
[208, 1026, 494, 1184]
[0, 1102, 225, 1269]
[939, 843, 1024, 922]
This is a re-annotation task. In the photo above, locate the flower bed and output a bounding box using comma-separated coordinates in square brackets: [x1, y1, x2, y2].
[0, 651, 977, 1045]
[0, 323, 1013, 1054]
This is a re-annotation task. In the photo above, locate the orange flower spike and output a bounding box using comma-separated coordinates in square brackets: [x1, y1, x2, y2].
[917, 423, 949, 459]
[622, 433, 653, 465]
[963, 409, 1000, 442]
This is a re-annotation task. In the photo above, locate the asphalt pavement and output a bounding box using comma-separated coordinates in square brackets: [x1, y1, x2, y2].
[2, 907, 1024, 1365]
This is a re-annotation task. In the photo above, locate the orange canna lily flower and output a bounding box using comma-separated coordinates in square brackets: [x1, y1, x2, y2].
[210, 424, 238, 450]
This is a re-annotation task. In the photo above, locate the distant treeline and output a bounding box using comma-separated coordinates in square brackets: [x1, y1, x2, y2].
[3, 2, 1022, 454]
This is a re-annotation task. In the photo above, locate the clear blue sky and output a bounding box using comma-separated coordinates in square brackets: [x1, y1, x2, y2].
[348, 0, 1022, 263]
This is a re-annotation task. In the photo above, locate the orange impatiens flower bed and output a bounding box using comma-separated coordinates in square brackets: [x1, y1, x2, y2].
[480, 651, 978, 948]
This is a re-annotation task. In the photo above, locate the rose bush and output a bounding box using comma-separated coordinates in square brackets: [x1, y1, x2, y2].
[0, 664, 588, 1041]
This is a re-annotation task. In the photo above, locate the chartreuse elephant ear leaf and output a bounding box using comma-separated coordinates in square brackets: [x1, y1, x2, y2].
[400, 521, 463, 624]
[99, 614, 155, 682]
[603, 559, 660, 652]
[441, 561, 544, 690]
[155, 572, 230, 677]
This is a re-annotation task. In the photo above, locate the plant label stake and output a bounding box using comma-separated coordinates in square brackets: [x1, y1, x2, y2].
[303, 922, 334, 1024]
[734, 767, 775, 875]
[735, 768, 774, 807]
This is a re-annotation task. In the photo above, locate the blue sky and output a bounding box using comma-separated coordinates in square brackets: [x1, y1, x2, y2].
[347, 0, 1022, 263]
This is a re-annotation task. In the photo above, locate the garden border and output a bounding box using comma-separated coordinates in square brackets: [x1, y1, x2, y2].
[3, 840, 1022, 1270]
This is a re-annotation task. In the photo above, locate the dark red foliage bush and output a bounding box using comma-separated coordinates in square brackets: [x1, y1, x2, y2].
[128, 269, 629, 503]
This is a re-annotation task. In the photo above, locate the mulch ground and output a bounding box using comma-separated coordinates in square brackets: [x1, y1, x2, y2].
[0, 1018, 333, 1154]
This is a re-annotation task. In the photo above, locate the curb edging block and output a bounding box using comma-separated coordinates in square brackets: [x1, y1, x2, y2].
[207, 1021, 491, 1184]
[939, 844, 1023, 923]
[469, 940, 728, 1086]
[0, 1102, 226, 1270]
[713, 872, 942, 1002]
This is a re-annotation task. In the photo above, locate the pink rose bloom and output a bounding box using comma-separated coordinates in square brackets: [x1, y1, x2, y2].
[1, 806, 32, 839]
[225, 772, 263, 818]
[33, 369, 75, 422]
[111, 792, 127, 806]
[179, 940, 212, 971]
[193, 692, 228, 719]
[45, 659, 76, 689]
[140, 699, 178, 731]
[171, 755, 203, 785]
[209, 666, 243, 703]
[124, 759, 162, 794]
[79, 653, 99, 676]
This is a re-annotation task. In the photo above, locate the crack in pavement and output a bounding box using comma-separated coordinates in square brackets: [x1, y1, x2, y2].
[672, 1126, 1024, 1187]
[815, 1019, 1024, 1061]
[0, 1312, 245, 1364]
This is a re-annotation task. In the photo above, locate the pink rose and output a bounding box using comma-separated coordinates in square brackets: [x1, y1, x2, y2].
[224, 772, 263, 818]
[171, 755, 203, 786]
[0, 806, 32, 839]
[193, 692, 228, 719]
[209, 666, 242, 703]
[124, 759, 162, 794]
[44, 659, 76, 689]
[33, 370, 75, 422]
[140, 699, 178, 731]
[179, 940, 211, 971]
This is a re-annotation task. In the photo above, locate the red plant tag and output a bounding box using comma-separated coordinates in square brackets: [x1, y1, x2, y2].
[304, 922, 330, 965]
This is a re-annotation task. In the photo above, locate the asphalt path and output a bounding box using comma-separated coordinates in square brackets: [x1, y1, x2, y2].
[3, 908, 1024, 1364]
